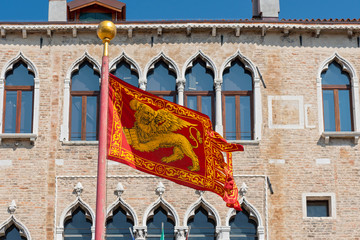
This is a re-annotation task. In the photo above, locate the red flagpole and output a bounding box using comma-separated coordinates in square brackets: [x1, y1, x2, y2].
[95, 21, 116, 240]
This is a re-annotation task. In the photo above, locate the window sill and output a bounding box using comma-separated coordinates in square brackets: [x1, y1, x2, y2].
[0, 133, 37, 145]
[228, 140, 260, 145]
[62, 140, 99, 146]
[322, 131, 360, 144]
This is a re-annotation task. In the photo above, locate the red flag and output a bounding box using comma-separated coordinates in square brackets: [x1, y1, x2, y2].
[107, 74, 243, 210]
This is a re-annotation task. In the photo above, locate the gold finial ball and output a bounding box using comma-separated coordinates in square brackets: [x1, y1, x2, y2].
[97, 21, 116, 42]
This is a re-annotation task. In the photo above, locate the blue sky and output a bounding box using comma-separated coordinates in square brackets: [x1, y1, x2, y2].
[0, 0, 359, 21]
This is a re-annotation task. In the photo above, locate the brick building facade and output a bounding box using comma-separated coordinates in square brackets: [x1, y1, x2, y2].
[1, 0, 360, 239]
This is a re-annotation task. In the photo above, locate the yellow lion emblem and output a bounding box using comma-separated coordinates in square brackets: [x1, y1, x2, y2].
[123, 100, 201, 171]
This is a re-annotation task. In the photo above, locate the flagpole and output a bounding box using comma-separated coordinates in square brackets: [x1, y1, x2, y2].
[95, 21, 116, 240]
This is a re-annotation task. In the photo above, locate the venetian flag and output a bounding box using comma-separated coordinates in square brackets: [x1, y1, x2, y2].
[107, 74, 244, 210]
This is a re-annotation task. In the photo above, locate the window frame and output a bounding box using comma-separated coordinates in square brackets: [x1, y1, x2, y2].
[69, 90, 100, 141]
[3, 85, 34, 134]
[302, 193, 336, 219]
[222, 90, 254, 140]
[185, 91, 215, 125]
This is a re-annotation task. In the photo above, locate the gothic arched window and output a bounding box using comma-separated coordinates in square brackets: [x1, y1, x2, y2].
[111, 61, 139, 87]
[222, 59, 253, 140]
[3, 61, 34, 133]
[64, 207, 92, 240]
[70, 61, 100, 140]
[229, 209, 258, 240]
[321, 61, 352, 132]
[146, 207, 175, 240]
[0, 224, 26, 240]
[147, 60, 177, 103]
[185, 59, 215, 124]
[106, 207, 134, 239]
[187, 206, 216, 240]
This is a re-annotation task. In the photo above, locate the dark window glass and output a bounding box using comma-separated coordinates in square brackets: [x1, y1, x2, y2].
[111, 61, 139, 87]
[71, 62, 99, 91]
[147, 61, 176, 91]
[147, 61, 177, 103]
[187, 207, 216, 240]
[321, 62, 350, 85]
[307, 200, 329, 217]
[5, 62, 34, 86]
[225, 96, 236, 140]
[71, 97, 82, 141]
[0, 224, 26, 240]
[70, 61, 100, 140]
[321, 61, 352, 132]
[64, 207, 92, 240]
[222, 59, 253, 140]
[185, 59, 214, 91]
[3, 61, 34, 133]
[4, 91, 17, 133]
[185, 59, 215, 124]
[146, 207, 175, 240]
[223, 59, 252, 91]
[229, 210, 257, 240]
[106, 207, 134, 240]
[79, 12, 112, 22]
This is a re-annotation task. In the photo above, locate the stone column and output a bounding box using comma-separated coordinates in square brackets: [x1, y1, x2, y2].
[176, 78, 186, 106]
[214, 79, 223, 135]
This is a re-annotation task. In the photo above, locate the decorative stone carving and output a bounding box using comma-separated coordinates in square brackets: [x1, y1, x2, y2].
[114, 182, 124, 198]
[73, 182, 83, 197]
[239, 182, 248, 197]
[156, 182, 165, 196]
[8, 200, 16, 214]
[134, 226, 147, 239]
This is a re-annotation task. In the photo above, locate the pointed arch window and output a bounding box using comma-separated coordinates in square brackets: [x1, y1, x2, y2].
[147, 60, 177, 103]
[64, 207, 92, 240]
[111, 61, 139, 88]
[229, 209, 258, 240]
[187, 206, 216, 240]
[185, 58, 215, 124]
[321, 61, 352, 132]
[146, 207, 175, 240]
[222, 59, 253, 140]
[3, 61, 34, 134]
[106, 206, 134, 239]
[70, 61, 100, 141]
[0, 224, 26, 240]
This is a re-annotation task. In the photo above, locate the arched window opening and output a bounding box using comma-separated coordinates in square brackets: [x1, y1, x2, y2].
[321, 61, 352, 132]
[187, 206, 216, 240]
[64, 207, 92, 240]
[111, 61, 139, 87]
[147, 60, 177, 103]
[185, 58, 215, 124]
[222, 59, 253, 140]
[70, 61, 100, 141]
[106, 206, 134, 239]
[146, 207, 175, 240]
[0, 224, 26, 240]
[229, 209, 258, 240]
[3, 61, 34, 133]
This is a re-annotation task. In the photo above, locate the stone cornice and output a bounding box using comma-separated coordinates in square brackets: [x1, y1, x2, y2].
[0, 22, 360, 32]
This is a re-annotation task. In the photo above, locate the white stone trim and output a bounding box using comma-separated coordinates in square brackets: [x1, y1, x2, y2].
[0, 215, 32, 240]
[220, 50, 262, 141]
[107, 198, 138, 226]
[317, 53, 360, 139]
[60, 52, 101, 142]
[0, 52, 39, 142]
[268, 95, 304, 129]
[183, 195, 221, 226]
[225, 198, 265, 240]
[57, 197, 95, 240]
[304, 104, 315, 129]
[109, 51, 142, 84]
[302, 192, 336, 219]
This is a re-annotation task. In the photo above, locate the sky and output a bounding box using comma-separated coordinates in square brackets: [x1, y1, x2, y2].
[0, 0, 359, 22]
